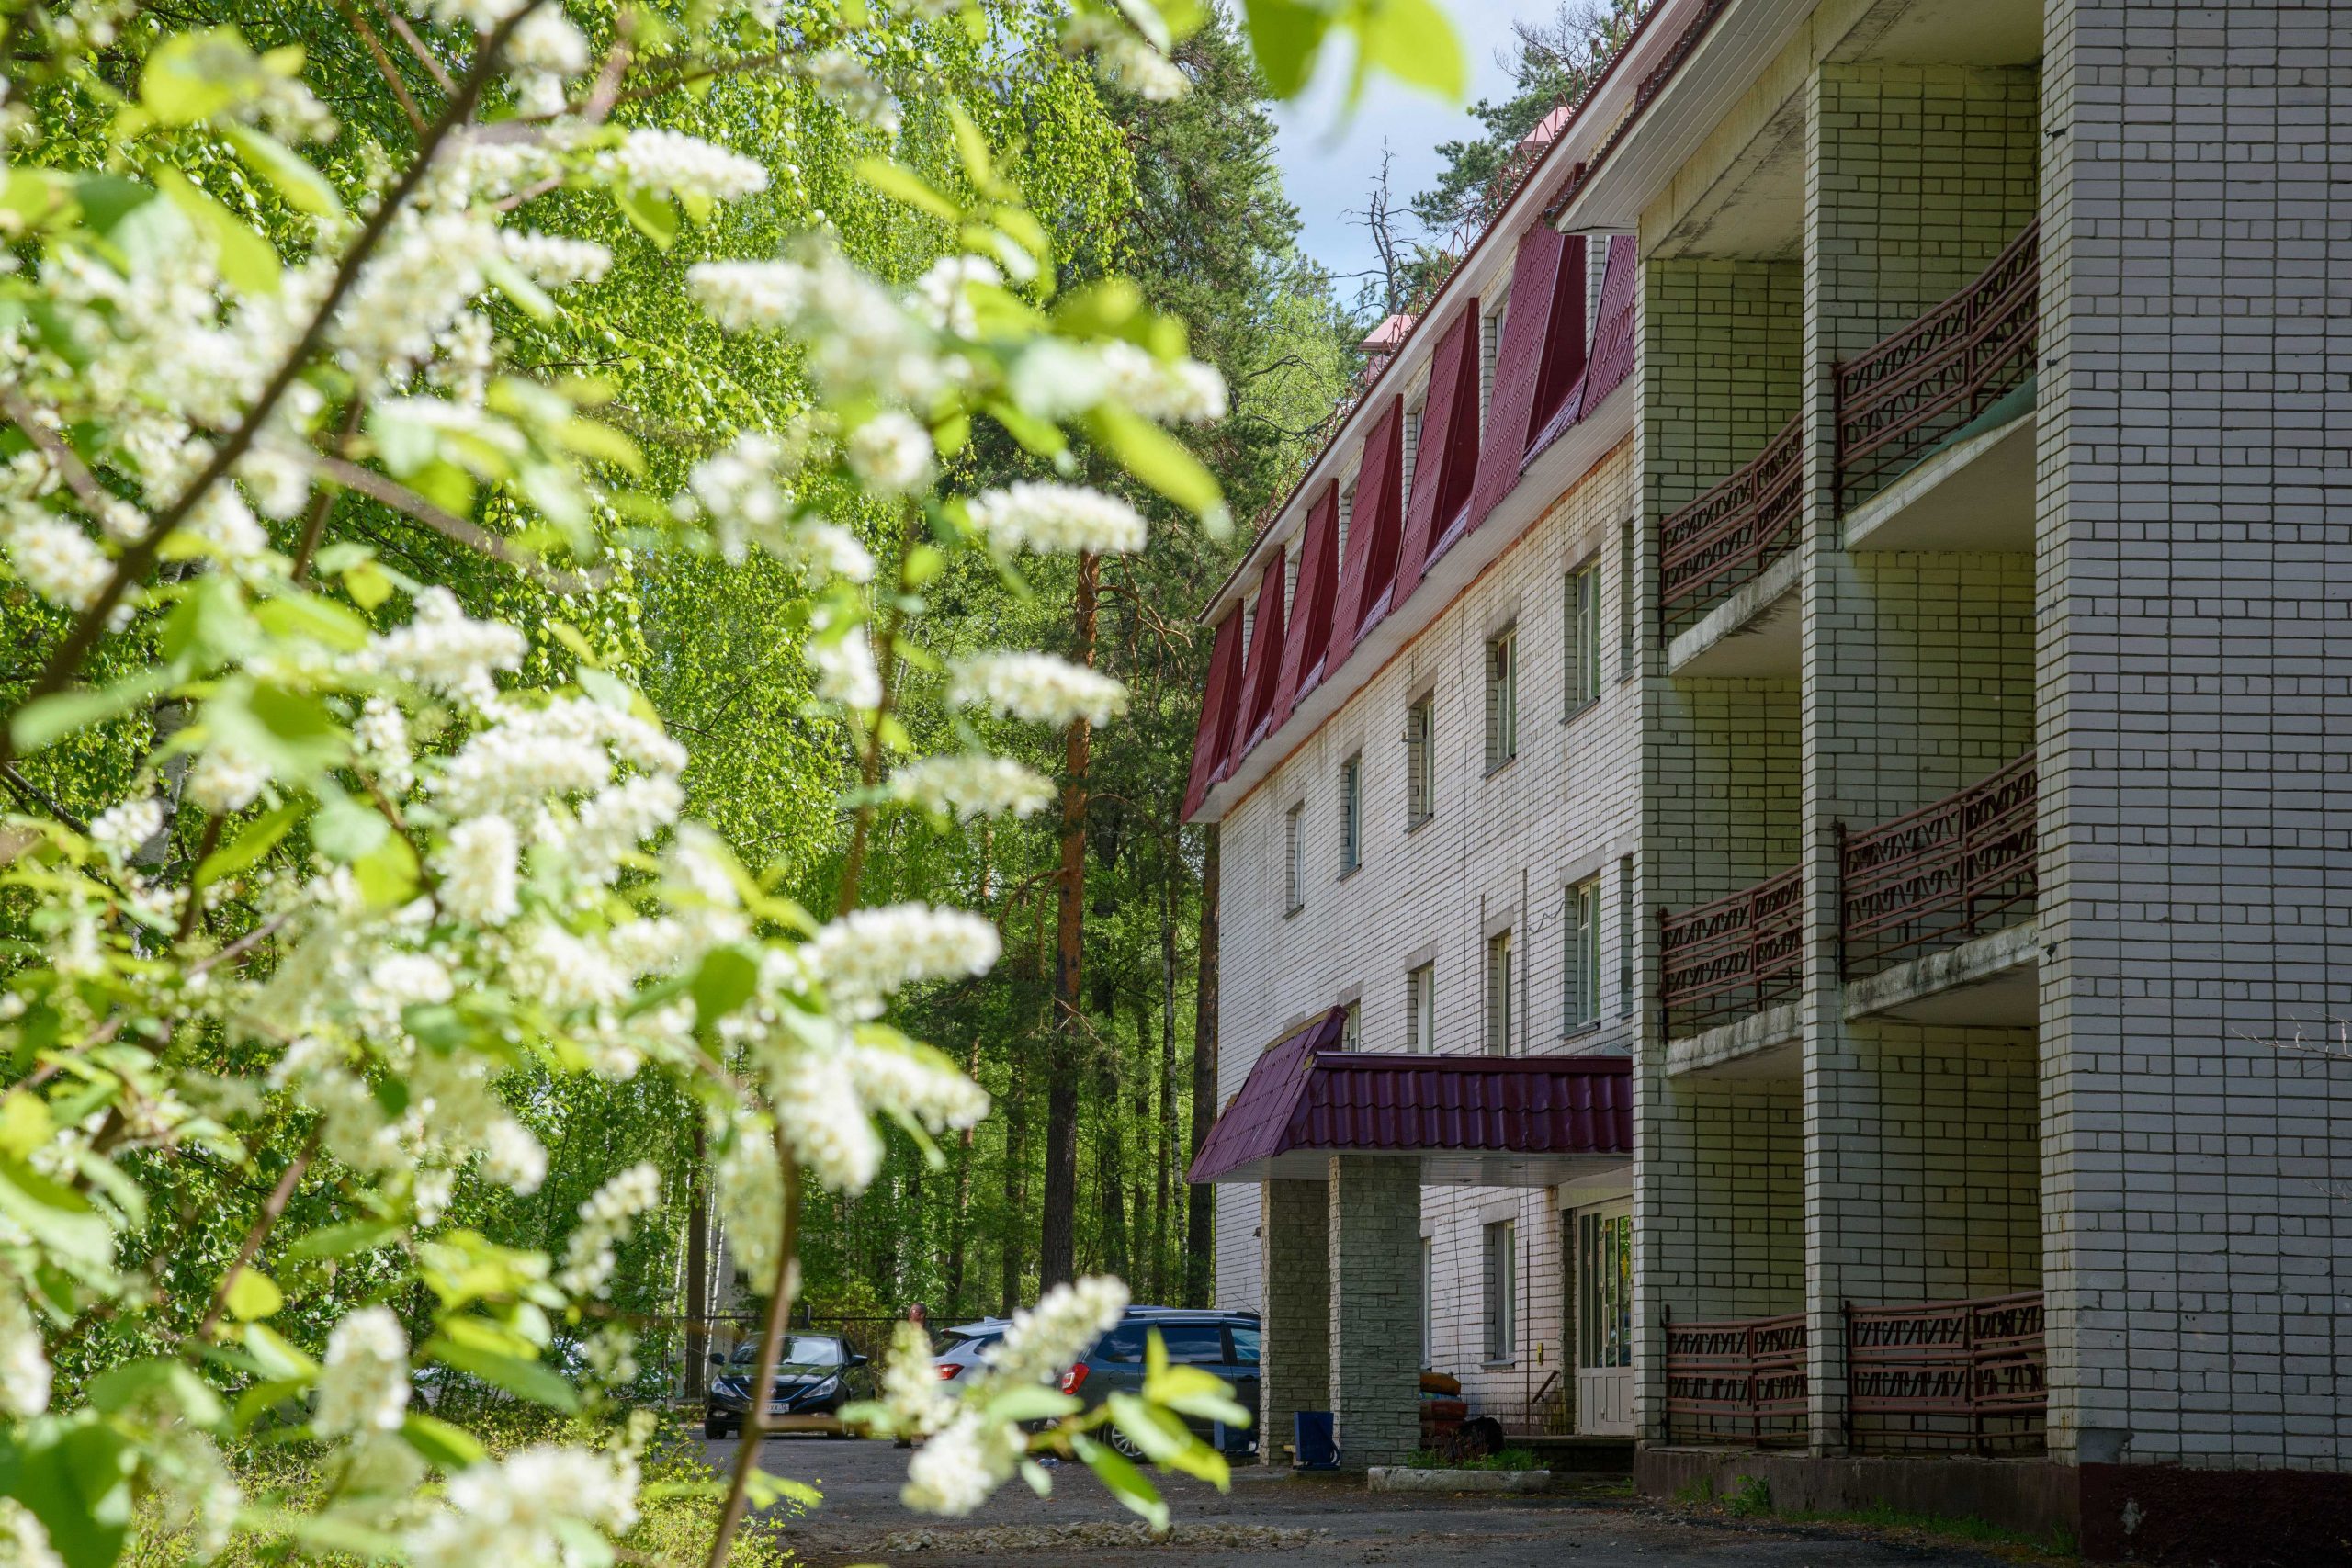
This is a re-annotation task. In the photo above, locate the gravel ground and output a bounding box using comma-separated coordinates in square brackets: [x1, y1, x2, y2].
[703, 1431, 2053, 1568]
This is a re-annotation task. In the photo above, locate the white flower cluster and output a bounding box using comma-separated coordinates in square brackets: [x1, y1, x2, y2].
[354, 696, 414, 795]
[684, 260, 808, 334]
[0, 1286, 51, 1419]
[314, 1305, 410, 1439]
[888, 754, 1055, 819]
[968, 481, 1147, 556]
[680, 430, 874, 581]
[772, 1047, 878, 1192]
[1102, 340, 1228, 424]
[690, 246, 951, 408]
[902, 1410, 1028, 1515]
[878, 1320, 957, 1437]
[501, 231, 612, 288]
[87, 796, 163, 865]
[845, 411, 934, 495]
[982, 1276, 1129, 1387]
[845, 1040, 990, 1134]
[406, 1446, 639, 1568]
[808, 49, 903, 134]
[949, 653, 1129, 728]
[910, 255, 1001, 338]
[808, 603, 882, 710]
[715, 1121, 785, 1283]
[187, 745, 269, 817]
[605, 128, 770, 203]
[436, 813, 521, 926]
[0, 1500, 62, 1568]
[802, 903, 1001, 1018]
[371, 586, 527, 698]
[1062, 14, 1189, 101]
[2, 505, 108, 612]
[556, 1161, 662, 1298]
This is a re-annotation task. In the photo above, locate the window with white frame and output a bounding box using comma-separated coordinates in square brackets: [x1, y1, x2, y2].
[1283, 803, 1303, 914]
[1406, 961, 1435, 1052]
[1401, 399, 1424, 513]
[1565, 559, 1600, 716]
[1340, 999, 1360, 1051]
[1339, 753, 1363, 875]
[1337, 479, 1355, 573]
[1485, 626, 1518, 772]
[1483, 1219, 1516, 1361]
[1486, 929, 1512, 1055]
[1283, 549, 1299, 621]
[1479, 299, 1509, 431]
[1565, 875, 1601, 1031]
[1241, 603, 1254, 665]
[1406, 694, 1434, 828]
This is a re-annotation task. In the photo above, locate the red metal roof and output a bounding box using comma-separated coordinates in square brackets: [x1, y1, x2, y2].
[1188, 1008, 1634, 1185]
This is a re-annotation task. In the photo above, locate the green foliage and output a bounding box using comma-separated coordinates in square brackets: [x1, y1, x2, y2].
[1724, 1473, 1773, 1517]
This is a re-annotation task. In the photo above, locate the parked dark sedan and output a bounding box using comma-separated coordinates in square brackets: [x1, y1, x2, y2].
[704, 1334, 866, 1438]
[1056, 1307, 1260, 1459]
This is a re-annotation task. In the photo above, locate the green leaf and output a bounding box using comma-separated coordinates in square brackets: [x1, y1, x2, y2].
[193, 800, 306, 888]
[482, 253, 558, 324]
[15, 1421, 135, 1568]
[222, 1268, 284, 1322]
[983, 1383, 1080, 1424]
[0, 1159, 113, 1269]
[12, 668, 174, 754]
[1072, 1433, 1168, 1530]
[855, 157, 962, 224]
[422, 1338, 580, 1413]
[352, 829, 419, 908]
[1243, 0, 1331, 96]
[0, 1092, 53, 1160]
[1143, 1362, 1251, 1427]
[220, 124, 345, 218]
[1351, 0, 1465, 98]
[285, 1219, 402, 1260]
[86, 1359, 229, 1430]
[1087, 405, 1224, 520]
[613, 186, 679, 250]
[947, 104, 996, 193]
[690, 947, 760, 1032]
[310, 792, 389, 863]
[161, 572, 260, 667]
[239, 1323, 319, 1382]
[154, 170, 278, 297]
[342, 558, 393, 611]
[140, 28, 248, 126]
[254, 592, 372, 651]
[400, 1413, 487, 1471]
[741, 1469, 823, 1509]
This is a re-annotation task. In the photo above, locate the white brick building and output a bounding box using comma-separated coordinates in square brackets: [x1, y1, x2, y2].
[1184, 0, 2352, 1558]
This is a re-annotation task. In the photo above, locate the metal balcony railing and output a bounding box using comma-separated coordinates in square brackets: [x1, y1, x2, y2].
[1839, 753, 2036, 976]
[1657, 414, 1804, 631]
[1845, 1291, 2047, 1455]
[1834, 220, 2040, 510]
[1663, 1309, 1808, 1447]
[1658, 867, 1802, 1036]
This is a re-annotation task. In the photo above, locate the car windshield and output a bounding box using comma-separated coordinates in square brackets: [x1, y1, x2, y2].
[730, 1337, 844, 1371]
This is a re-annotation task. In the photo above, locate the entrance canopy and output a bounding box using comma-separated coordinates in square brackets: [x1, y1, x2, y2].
[1188, 1008, 1634, 1189]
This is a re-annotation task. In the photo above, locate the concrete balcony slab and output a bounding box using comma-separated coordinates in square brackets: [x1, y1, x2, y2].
[1665, 550, 1800, 678]
[1665, 1001, 1800, 1079]
[1842, 398, 2035, 554]
[1845, 921, 2042, 1027]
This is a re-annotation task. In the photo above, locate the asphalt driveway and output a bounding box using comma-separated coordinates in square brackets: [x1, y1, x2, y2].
[703, 1430, 2056, 1568]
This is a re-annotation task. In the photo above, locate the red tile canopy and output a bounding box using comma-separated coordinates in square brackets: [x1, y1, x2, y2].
[1187, 1009, 1634, 1189]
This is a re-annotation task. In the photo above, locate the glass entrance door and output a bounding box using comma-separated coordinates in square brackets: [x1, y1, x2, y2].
[1575, 1202, 1634, 1435]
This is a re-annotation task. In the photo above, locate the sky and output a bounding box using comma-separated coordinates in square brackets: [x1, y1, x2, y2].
[1268, 0, 1559, 306]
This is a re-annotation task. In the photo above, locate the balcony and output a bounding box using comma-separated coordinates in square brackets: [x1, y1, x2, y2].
[1663, 1310, 1808, 1448]
[1839, 753, 2037, 982]
[1658, 413, 1803, 638]
[1663, 1292, 2048, 1455]
[1834, 222, 2040, 513]
[1659, 869, 1802, 1040]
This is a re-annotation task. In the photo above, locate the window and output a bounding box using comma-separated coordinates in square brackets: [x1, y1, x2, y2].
[1401, 400, 1424, 512]
[1339, 754, 1363, 875]
[1618, 517, 1635, 679]
[1229, 1325, 1261, 1367]
[1155, 1322, 1228, 1364]
[1564, 560, 1600, 716]
[1093, 1325, 1148, 1363]
[1485, 626, 1519, 772]
[1420, 1236, 1434, 1369]
[1283, 803, 1303, 914]
[1337, 479, 1355, 572]
[1406, 695, 1434, 829]
[1486, 929, 1513, 1055]
[1283, 549, 1299, 621]
[1406, 962, 1435, 1052]
[1339, 1000, 1361, 1051]
[1617, 855, 1635, 1019]
[1479, 299, 1509, 431]
[1565, 875, 1601, 1031]
[1482, 1219, 1517, 1362]
[1578, 1212, 1633, 1370]
[1242, 603, 1255, 665]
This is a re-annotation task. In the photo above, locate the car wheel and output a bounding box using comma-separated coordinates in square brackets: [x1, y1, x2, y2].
[1106, 1424, 1147, 1461]
[705, 1415, 729, 1439]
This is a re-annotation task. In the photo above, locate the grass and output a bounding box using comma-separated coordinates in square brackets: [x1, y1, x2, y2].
[1402, 1446, 1544, 1472]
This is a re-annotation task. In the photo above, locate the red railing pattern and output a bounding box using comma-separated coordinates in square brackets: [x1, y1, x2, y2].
[1659, 868, 1802, 1035]
[1845, 1292, 2047, 1454]
[1834, 221, 2040, 510]
[1664, 1309, 1807, 1447]
[1658, 414, 1804, 629]
[1840, 753, 2036, 976]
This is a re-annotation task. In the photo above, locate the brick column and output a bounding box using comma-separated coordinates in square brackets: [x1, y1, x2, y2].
[1258, 1179, 1329, 1467]
[1327, 1156, 1421, 1467]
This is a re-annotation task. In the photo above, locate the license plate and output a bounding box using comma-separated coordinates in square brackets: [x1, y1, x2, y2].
[767, 1402, 792, 1415]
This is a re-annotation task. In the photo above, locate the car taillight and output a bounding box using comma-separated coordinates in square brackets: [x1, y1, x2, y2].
[936, 1363, 961, 1380]
[1060, 1364, 1089, 1394]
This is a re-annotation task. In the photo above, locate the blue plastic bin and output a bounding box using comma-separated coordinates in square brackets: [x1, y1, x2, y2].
[1293, 1410, 1339, 1470]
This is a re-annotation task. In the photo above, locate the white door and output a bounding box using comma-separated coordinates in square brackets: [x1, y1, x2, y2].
[1574, 1203, 1634, 1435]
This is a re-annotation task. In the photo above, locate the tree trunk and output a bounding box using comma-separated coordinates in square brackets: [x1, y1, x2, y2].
[944, 1036, 979, 1318]
[685, 1122, 710, 1397]
[1156, 856, 1179, 1302]
[999, 1045, 1029, 1315]
[1184, 823, 1219, 1307]
[1038, 553, 1098, 1290]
